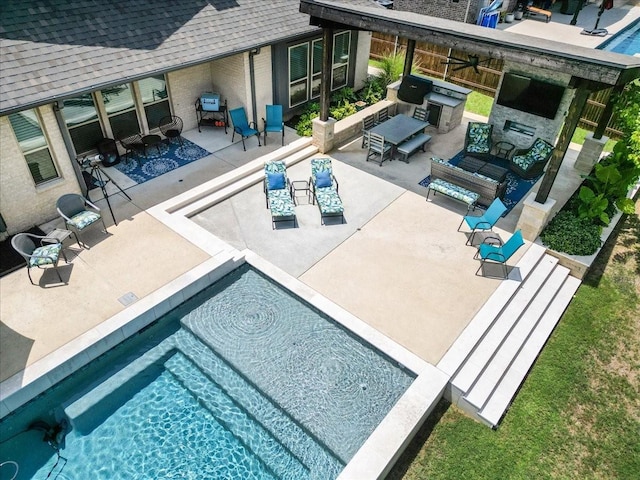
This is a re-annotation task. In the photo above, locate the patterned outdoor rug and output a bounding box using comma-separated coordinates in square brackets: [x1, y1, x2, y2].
[115, 138, 211, 184]
[419, 151, 542, 214]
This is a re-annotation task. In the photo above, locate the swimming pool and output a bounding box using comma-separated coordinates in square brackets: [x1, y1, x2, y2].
[597, 19, 640, 56]
[0, 264, 415, 479]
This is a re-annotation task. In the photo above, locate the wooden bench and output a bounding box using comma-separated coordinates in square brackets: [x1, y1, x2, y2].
[397, 133, 432, 163]
[525, 6, 552, 22]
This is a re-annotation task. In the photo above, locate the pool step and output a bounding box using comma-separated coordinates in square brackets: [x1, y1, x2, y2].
[174, 328, 344, 479]
[164, 351, 309, 480]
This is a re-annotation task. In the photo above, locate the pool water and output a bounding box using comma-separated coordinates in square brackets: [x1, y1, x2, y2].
[0, 265, 415, 479]
[597, 19, 640, 56]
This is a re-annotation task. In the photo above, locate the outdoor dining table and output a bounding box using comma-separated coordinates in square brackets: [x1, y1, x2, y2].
[369, 114, 429, 158]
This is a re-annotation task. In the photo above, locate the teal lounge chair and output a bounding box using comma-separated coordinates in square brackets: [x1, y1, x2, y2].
[458, 198, 507, 245]
[229, 107, 261, 151]
[310, 158, 344, 225]
[475, 229, 525, 278]
[264, 160, 296, 229]
[262, 105, 284, 146]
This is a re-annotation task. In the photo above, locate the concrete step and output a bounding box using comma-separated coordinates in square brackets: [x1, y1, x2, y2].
[452, 254, 559, 395]
[478, 275, 581, 427]
[438, 242, 547, 379]
[164, 351, 308, 480]
[462, 264, 570, 410]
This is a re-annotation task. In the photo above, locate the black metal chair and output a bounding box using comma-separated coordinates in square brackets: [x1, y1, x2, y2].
[117, 132, 145, 162]
[158, 115, 184, 145]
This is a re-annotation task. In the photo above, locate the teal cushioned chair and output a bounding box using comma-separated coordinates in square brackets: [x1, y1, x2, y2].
[264, 160, 296, 229]
[262, 105, 284, 146]
[458, 198, 507, 245]
[510, 138, 554, 179]
[475, 229, 525, 278]
[229, 107, 261, 151]
[11, 233, 68, 285]
[310, 158, 344, 225]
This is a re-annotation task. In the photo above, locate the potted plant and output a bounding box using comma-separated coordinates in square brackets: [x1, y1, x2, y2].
[514, 4, 524, 20]
[505, 11, 515, 22]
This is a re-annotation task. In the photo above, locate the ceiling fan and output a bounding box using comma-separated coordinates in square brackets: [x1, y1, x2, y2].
[441, 54, 491, 74]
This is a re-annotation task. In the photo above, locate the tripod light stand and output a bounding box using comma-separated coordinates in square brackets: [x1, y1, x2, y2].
[78, 154, 131, 225]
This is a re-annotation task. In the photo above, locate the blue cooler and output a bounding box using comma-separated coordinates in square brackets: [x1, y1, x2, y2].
[200, 93, 220, 112]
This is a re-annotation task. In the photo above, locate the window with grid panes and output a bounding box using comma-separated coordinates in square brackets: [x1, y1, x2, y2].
[9, 109, 59, 185]
[139, 74, 171, 130]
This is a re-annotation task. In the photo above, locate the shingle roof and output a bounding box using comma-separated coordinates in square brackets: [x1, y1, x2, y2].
[0, 0, 378, 114]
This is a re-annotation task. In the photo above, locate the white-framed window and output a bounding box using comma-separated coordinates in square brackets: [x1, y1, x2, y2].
[62, 93, 104, 155]
[332, 32, 351, 90]
[61, 74, 171, 155]
[311, 39, 323, 99]
[102, 83, 140, 138]
[289, 43, 310, 108]
[288, 31, 352, 107]
[139, 74, 171, 129]
[9, 109, 59, 185]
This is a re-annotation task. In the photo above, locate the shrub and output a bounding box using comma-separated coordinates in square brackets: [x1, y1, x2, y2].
[540, 211, 602, 256]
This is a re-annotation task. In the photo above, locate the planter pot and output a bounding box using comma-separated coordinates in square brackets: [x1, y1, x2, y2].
[355, 101, 367, 111]
[514, 11, 523, 20]
[505, 13, 515, 23]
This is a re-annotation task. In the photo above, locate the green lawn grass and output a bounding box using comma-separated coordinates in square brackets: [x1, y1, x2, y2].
[388, 211, 640, 480]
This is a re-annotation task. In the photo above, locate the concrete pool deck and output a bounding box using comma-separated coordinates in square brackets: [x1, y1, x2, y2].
[0, 111, 584, 386]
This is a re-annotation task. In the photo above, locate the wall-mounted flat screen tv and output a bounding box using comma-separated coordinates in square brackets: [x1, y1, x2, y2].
[496, 73, 565, 119]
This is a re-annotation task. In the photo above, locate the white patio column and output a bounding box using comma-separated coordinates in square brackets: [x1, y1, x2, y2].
[312, 117, 336, 154]
[574, 132, 608, 174]
[516, 192, 556, 241]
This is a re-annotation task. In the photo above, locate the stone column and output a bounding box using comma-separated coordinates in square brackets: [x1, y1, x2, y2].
[516, 192, 557, 241]
[574, 132, 608, 175]
[312, 117, 336, 154]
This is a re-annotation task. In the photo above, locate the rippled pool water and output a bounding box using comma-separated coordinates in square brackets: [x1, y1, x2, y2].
[0, 265, 415, 479]
[597, 19, 640, 56]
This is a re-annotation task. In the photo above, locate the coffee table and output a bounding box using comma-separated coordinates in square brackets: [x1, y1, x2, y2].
[494, 141, 515, 160]
[142, 134, 162, 157]
[458, 156, 508, 183]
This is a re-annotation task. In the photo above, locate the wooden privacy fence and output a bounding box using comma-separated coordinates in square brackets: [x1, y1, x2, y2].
[371, 33, 624, 139]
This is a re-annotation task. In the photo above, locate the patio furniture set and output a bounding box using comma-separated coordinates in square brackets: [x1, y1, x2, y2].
[427, 121, 554, 210]
[196, 97, 284, 151]
[458, 197, 526, 278]
[362, 106, 432, 165]
[116, 115, 185, 164]
[11, 193, 108, 285]
[264, 158, 344, 229]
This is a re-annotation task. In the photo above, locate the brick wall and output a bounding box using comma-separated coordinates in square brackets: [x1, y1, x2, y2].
[167, 63, 214, 132]
[0, 105, 81, 234]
